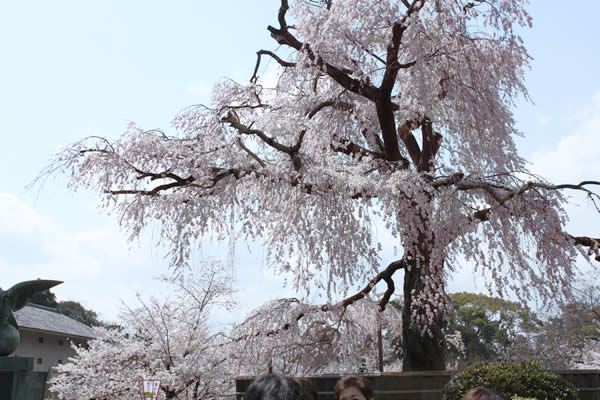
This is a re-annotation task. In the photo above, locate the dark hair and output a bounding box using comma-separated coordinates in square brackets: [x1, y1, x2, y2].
[246, 374, 314, 400]
[334, 376, 374, 400]
[462, 387, 504, 400]
[294, 377, 318, 400]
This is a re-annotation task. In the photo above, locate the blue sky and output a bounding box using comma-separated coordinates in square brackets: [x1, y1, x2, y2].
[1, 1, 599, 324]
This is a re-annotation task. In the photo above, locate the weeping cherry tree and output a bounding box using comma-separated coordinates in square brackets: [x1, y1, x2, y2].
[38, 0, 600, 370]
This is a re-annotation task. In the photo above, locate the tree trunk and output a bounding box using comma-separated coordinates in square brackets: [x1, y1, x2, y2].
[401, 257, 446, 371]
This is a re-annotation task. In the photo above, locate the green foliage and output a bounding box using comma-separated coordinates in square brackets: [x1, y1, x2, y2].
[447, 292, 541, 364]
[57, 301, 102, 327]
[29, 289, 58, 308]
[27, 288, 104, 327]
[517, 279, 600, 369]
[559, 303, 600, 337]
[443, 361, 579, 400]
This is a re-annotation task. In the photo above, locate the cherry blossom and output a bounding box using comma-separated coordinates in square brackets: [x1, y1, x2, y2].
[49, 262, 236, 400]
[38, 0, 600, 370]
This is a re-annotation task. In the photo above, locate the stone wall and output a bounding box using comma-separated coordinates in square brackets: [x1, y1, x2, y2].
[236, 370, 600, 400]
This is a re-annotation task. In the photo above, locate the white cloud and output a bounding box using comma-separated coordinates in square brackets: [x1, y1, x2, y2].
[0, 192, 299, 325]
[531, 111, 600, 184]
[0, 193, 161, 322]
[528, 92, 600, 282]
[0, 193, 51, 235]
[530, 91, 600, 237]
[448, 92, 600, 297]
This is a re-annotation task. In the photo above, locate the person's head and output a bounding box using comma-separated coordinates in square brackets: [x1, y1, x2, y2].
[334, 376, 374, 400]
[294, 377, 318, 400]
[462, 387, 504, 400]
[246, 374, 313, 400]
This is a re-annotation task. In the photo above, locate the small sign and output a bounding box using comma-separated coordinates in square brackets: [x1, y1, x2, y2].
[139, 379, 161, 400]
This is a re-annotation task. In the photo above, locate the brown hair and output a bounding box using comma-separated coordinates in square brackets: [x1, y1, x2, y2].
[462, 387, 504, 400]
[334, 376, 374, 400]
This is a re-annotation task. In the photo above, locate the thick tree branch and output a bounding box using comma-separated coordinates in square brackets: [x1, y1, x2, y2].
[461, 180, 600, 209]
[361, 126, 386, 154]
[570, 235, 600, 261]
[342, 259, 407, 311]
[267, 0, 303, 50]
[307, 100, 354, 119]
[265, 0, 423, 167]
[418, 117, 441, 172]
[430, 172, 465, 188]
[267, 1, 381, 103]
[433, 175, 599, 207]
[331, 138, 386, 161]
[222, 111, 293, 154]
[106, 167, 257, 197]
[222, 110, 307, 171]
[107, 181, 194, 196]
[376, 0, 425, 163]
[398, 121, 421, 165]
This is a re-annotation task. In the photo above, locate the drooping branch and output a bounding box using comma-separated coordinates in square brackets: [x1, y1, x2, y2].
[433, 175, 600, 208]
[80, 146, 178, 185]
[224, 100, 379, 169]
[230, 258, 407, 344]
[537, 181, 600, 211]
[440, 177, 600, 259]
[74, 144, 202, 197]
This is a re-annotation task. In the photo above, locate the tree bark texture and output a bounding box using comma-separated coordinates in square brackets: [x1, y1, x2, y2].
[401, 212, 446, 371]
[402, 264, 446, 370]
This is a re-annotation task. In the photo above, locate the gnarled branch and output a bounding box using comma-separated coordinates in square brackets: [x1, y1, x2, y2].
[376, 0, 425, 163]
[222, 111, 293, 154]
[341, 259, 407, 311]
[251, 50, 296, 84]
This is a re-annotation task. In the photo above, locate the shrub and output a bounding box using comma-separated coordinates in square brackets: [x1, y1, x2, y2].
[443, 361, 579, 400]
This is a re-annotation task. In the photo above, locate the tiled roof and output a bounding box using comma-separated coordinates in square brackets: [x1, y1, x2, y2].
[14, 304, 96, 339]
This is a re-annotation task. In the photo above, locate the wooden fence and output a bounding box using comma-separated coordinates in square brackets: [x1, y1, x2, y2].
[236, 370, 600, 400]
